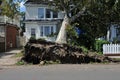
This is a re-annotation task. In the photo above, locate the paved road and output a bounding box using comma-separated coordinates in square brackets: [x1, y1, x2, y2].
[0, 64, 120, 80]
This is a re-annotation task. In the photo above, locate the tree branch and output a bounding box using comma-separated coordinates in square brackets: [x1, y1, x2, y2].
[59, 0, 67, 13]
[70, 7, 86, 23]
[69, 2, 81, 12]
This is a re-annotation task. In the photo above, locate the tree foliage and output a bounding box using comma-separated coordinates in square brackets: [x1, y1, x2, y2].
[28, 0, 120, 44]
[25, 0, 120, 48]
[0, 0, 23, 19]
[72, 0, 120, 49]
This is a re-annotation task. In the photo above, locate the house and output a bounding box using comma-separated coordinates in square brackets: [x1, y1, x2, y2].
[106, 24, 120, 43]
[0, 1, 20, 52]
[0, 15, 20, 52]
[98, 23, 120, 43]
[24, 0, 64, 42]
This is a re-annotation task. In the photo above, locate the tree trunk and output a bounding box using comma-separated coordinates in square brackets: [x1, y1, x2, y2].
[107, 29, 110, 42]
[56, 14, 70, 44]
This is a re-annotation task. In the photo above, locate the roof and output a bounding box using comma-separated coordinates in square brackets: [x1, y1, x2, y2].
[0, 22, 19, 30]
[24, 19, 62, 23]
[25, 0, 53, 5]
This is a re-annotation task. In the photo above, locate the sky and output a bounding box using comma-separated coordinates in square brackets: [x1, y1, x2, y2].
[19, 1, 26, 12]
[13, 0, 26, 12]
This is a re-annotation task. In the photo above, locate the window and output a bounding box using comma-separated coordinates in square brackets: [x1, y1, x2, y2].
[31, 28, 36, 37]
[46, 9, 58, 18]
[38, 8, 44, 18]
[40, 26, 43, 36]
[44, 26, 50, 36]
[40, 26, 55, 37]
[38, 8, 58, 19]
[53, 11, 58, 18]
[46, 9, 51, 18]
[51, 26, 54, 34]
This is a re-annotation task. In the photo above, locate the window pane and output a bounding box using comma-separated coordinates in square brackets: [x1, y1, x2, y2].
[53, 11, 58, 18]
[38, 8, 44, 18]
[51, 26, 54, 34]
[31, 28, 36, 37]
[40, 26, 43, 36]
[46, 9, 51, 18]
[44, 26, 50, 36]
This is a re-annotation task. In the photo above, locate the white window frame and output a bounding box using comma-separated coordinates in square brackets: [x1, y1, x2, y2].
[38, 7, 58, 19]
[40, 25, 56, 37]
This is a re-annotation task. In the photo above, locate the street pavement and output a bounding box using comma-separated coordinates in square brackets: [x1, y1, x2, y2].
[0, 64, 120, 80]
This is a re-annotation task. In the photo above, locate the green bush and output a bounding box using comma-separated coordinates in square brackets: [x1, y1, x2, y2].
[79, 46, 88, 53]
[37, 38, 46, 42]
[113, 37, 119, 43]
[16, 60, 25, 65]
[94, 40, 109, 53]
[29, 36, 36, 43]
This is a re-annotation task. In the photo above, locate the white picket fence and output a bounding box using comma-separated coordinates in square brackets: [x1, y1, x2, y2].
[103, 44, 120, 54]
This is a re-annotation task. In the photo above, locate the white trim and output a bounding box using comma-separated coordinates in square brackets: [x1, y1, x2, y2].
[5, 26, 6, 51]
[25, 4, 48, 7]
[43, 26, 45, 36]
[25, 21, 58, 25]
[54, 25, 56, 33]
[44, 8, 46, 20]
[51, 11, 53, 19]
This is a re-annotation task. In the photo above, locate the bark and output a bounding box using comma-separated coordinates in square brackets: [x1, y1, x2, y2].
[70, 7, 86, 23]
[107, 29, 110, 41]
[56, 14, 70, 44]
[55, 8, 86, 44]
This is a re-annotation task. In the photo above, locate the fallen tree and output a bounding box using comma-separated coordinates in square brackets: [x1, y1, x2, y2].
[22, 40, 117, 64]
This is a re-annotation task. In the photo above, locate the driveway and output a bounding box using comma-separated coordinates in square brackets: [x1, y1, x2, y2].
[0, 48, 22, 66]
[0, 64, 120, 80]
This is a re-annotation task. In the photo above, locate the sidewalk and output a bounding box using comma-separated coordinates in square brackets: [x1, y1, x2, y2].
[0, 48, 22, 66]
[108, 56, 120, 59]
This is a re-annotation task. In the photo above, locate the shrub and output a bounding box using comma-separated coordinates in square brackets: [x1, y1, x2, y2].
[47, 32, 58, 37]
[94, 40, 109, 53]
[75, 33, 95, 50]
[113, 37, 119, 43]
[79, 46, 88, 53]
[16, 60, 25, 65]
[37, 38, 46, 42]
[29, 36, 36, 43]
